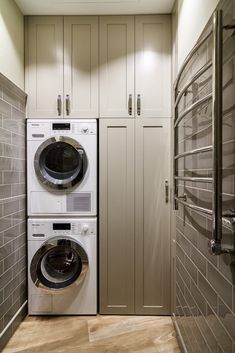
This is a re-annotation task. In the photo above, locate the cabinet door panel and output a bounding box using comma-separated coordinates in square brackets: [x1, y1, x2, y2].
[135, 118, 171, 314]
[25, 17, 63, 118]
[100, 16, 134, 118]
[99, 120, 135, 314]
[135, 16, 171, 118]
[64, 16, 98, 118]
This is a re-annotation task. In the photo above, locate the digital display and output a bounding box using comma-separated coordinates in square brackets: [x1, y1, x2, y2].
[53, 223, 71, 230]
[52, 123, 70, 130]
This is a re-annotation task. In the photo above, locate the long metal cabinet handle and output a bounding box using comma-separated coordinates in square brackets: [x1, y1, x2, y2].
[57, 95, 62, 116]
[66, 94, 70, 115]
[128, 94, 132, 115]
[165, 180, 169, 203]
[137, 94, 141, 116]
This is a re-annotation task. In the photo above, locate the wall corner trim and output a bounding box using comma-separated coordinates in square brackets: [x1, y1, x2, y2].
[0, 300, 27, 342]
[172, 313, 188, 353]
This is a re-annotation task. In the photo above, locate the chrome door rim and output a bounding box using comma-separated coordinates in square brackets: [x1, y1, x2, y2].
[30, 236, 89, 292]
[34, 136, 88, 190]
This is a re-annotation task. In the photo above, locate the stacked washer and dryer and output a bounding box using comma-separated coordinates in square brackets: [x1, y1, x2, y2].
[27, 119, 97, 315]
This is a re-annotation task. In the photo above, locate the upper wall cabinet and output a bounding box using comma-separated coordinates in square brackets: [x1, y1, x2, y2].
[64, 17, 98, 118]
[25, 16, 98, 118]
[99, 16, 135, 118]
[99, 15, 171, 118]
[135, 16, 171, 118]
[25, 17, 63, 118]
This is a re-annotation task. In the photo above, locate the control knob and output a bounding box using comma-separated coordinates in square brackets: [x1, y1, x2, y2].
[82, 127, 89, 134]
[82, 224, 89, 235]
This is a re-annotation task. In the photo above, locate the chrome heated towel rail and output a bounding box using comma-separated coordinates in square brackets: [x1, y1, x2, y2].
[173, 10, 235, 255]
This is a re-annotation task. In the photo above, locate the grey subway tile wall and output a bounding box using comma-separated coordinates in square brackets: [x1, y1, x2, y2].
[174, 0, 235, 352]
[0, 74, 27, 350]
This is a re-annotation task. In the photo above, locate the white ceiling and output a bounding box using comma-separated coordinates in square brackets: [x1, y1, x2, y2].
[15, 0, 175, 15]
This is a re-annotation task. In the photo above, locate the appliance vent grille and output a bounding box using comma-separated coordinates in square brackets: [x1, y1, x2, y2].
[66, 193, 91, 212]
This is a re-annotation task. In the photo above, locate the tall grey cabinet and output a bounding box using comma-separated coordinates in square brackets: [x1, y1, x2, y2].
[135, 119, 171, 314]
[99, 14, 171, 315]
[99, 118, 171, 315]
[99, 120, 135, 314]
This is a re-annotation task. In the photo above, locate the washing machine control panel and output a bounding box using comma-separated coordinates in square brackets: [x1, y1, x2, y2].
[52, 222, 95, 236]
[27, 119, 97, 140]
[28, 219, 96, 240]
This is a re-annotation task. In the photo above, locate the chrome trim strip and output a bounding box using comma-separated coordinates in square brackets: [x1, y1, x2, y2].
[0, 300, 27, 339]
[172, 314, 189, 353]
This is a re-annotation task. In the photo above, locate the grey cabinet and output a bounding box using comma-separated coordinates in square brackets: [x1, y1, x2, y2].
[99, 15, 171, 118]
[99, 16, 135, 118]
[25, 16, 98, 118]
[135, 119, 171, 314]
[99, 118, 171, 314]
[25, 16, 64, 118]
[99, 119, 135, 314]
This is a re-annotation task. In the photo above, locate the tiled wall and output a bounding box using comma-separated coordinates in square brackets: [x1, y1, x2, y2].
[174, 1, 235, 353]
[0, 74, 27, 349]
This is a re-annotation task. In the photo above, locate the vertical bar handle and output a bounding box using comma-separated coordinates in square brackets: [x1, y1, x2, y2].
[128, 94, 132, 115]
[165, 180, 169, 203]
[57, 95, 62, 116]
[137, 94, 141, 116]
[208, 10, 223, 255]
[66, 94, 70, 116]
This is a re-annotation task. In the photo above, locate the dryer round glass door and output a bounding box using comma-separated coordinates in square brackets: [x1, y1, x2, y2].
[30, 238, 89, 290]
[34, 136, 88, 190]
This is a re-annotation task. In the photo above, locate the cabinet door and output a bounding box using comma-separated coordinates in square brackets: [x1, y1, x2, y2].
[99, 16, 135, 118]
[99, 119, 135, 314]
[64, 17, 98, 118]
[25, 16, 63, 118]
[135, 118, 171, 314]
[135, 16, 171, 118]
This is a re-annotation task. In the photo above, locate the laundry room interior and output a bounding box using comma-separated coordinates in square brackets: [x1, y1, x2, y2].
[0, 0, 234, 352]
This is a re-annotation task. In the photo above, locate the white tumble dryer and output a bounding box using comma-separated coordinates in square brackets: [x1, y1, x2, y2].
[28, 218, 97, 315]
[27, 119, 97, 216]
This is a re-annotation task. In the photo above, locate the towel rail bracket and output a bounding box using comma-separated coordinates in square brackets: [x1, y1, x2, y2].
[208, 239, 235, 255]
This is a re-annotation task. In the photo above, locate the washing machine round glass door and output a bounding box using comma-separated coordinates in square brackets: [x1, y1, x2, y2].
[34, 136, 88, 190]
[30, 238, 89, 290]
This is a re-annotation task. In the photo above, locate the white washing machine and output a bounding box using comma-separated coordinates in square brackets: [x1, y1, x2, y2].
[27, 119, 97, 216]
[28, 218, 97, 315]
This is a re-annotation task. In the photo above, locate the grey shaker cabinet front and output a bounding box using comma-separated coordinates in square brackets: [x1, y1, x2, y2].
[99, 119, 135, 314]
[99, 118, 171, 315]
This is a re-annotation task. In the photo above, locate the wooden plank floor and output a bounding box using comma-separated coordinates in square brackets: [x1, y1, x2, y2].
[2, 315, 180, 353]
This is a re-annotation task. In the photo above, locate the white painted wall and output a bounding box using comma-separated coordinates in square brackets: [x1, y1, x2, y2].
[174, 0, 220, 73]
[0, 0, 24, 89]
